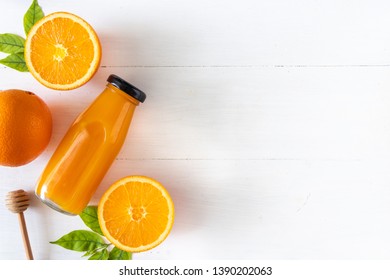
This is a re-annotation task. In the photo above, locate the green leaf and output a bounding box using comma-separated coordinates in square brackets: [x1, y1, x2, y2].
[88, 248, 109, 260]
[108, 247, 132, 260]
[82, 250, 95, 257]
[82, 247, 101, 257]
[50, 230, 106, 252]
[79, 206, 103, 235]
[0, 34, 25, 54]
[0, 53, 28, 72]
[23, 0, 44, 35]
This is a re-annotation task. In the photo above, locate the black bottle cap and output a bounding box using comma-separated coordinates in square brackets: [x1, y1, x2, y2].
[107, 74, 146, 103]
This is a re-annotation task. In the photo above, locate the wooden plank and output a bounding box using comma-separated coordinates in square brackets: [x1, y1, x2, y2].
[2, 66, 389, 160]
[2, 159, 390, 259]
[3, 0, 390, 66]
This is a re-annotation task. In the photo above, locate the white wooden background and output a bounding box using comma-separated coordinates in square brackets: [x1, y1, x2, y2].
[1, 0, 390, 260]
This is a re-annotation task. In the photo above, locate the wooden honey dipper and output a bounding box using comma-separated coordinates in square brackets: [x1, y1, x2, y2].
[6, 189, 34, 260]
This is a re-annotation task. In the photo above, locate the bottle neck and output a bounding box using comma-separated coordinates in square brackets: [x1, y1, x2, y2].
[106, 83, 140, 107]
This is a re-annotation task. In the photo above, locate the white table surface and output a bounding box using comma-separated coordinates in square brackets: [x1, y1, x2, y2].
[1, 0, 390, 260]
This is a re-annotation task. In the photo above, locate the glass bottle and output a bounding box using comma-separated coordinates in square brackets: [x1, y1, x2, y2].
[35, 74, 146, 215]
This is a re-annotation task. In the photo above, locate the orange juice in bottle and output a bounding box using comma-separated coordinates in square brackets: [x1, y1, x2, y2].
[35, 75, 146, 215]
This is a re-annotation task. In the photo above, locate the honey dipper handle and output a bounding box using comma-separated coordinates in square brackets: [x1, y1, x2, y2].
[18, 212, 33, 260]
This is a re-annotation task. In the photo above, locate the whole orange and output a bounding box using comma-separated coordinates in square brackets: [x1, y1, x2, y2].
[0, 89, 52, 167]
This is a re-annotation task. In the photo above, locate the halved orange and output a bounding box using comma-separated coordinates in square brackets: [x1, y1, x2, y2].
[98, 176, 175, 253]
[25, 12, 101, 90]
